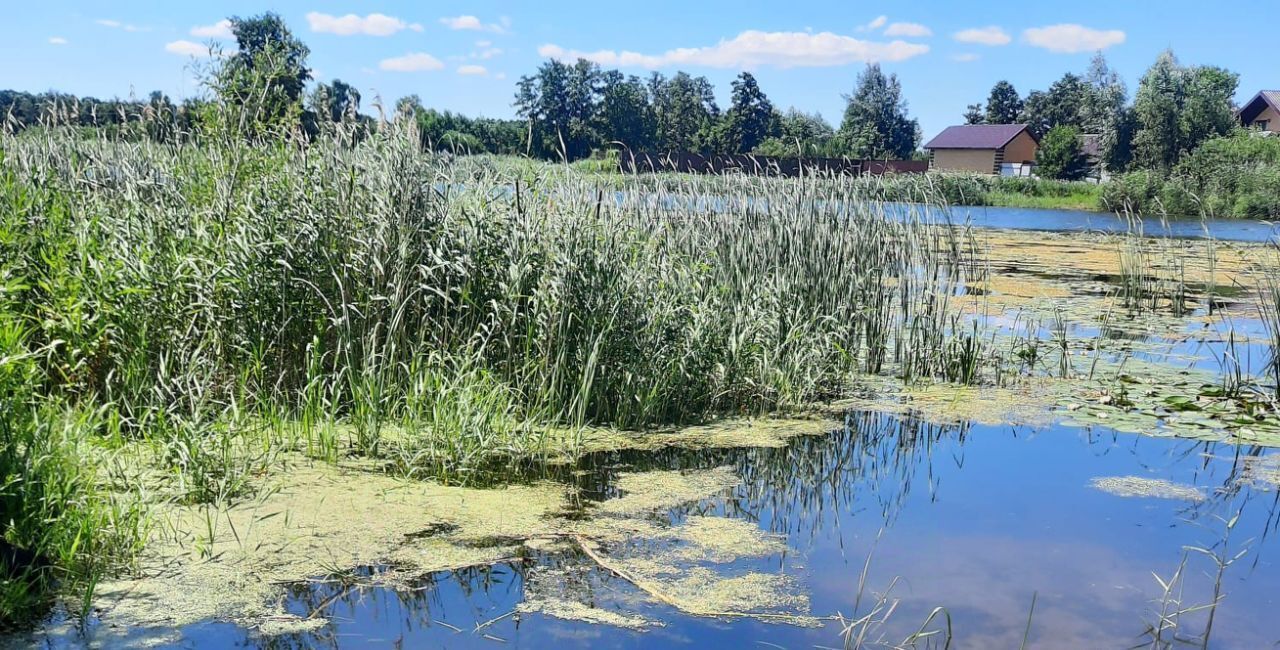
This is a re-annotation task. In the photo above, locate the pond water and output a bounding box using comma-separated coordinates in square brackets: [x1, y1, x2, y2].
[946, 204, 1280, 243]
[607, 187, 1280, 243]
[51, 412, 1280, 649]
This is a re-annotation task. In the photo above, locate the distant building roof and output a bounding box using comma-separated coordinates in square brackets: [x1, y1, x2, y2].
[1238, 91, 1280, 123]
[923, 124, 1034, 150]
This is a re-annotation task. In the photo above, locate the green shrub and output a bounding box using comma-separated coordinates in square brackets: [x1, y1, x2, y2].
[1101, 169, 1164, 214]
[570, 148, 621, 173]
[854, 172, 1099, 210]
[1105, 132, 1280, 218]
[437, 129, 484, 153]
[1035, 125, 1088, 181]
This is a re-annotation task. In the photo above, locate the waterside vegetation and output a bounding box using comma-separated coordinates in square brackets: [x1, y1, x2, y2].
[6, 11, 1280, 647]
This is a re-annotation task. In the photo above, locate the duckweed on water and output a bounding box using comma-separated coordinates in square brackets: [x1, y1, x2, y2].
[594, 467, 740, 516]
[1089, 476, 1206, 501]
[579, 416, 841, 454]
[28, 455, 816, 640]
[518, 570, 660, 631]
[1240, 455, 1280, 490]
[56, 461, 570, 638]
[837, 378, 1065, 428]
[666, 516, 788, 563]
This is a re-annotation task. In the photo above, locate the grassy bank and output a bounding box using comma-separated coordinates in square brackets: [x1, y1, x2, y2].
[982, 185, 1102, 211]
[0, 119, 991, 623]
[571, 158, 1109, 213]
[860, 172, 1104, 212]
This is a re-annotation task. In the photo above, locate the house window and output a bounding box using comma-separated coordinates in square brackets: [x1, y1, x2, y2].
[1256, 119, 1271, 131]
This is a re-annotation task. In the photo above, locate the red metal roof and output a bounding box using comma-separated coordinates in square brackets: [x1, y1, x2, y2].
[923, 124, 1032, 150]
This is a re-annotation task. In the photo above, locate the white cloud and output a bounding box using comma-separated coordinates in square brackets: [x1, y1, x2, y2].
[858, 15, 888, 32]
[1022, 24, 1125, 53]
[884, 22, 932, 37]
[538, 30, 928, 69]
[475, 40, 492, 48]
[96, 18, 148, 32]
[165, 40, 209, 57]
[48, 36, 67, 45]
[440, 15, 507, 34]
[494, 72, 507, 80]
[953, 26, 1011, 46]
[457, 64, 488, 76]
[379, 52, 445, 72]
[307, 12, 421, 36]
[951, 53, 980, 62]
[477, 47, 504, 60]
[190, 19, 233, 39]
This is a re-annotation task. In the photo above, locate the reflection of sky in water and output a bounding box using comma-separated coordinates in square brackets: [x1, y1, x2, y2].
[963, 301, 1275, 378]
[56, 415, 1279, 649]
[947, 204, 1280, 243]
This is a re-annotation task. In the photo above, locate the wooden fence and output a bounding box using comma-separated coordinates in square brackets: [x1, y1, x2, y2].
[619, 152, 928, 177]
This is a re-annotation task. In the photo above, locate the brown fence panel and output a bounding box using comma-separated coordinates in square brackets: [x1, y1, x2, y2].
[620, 153, 926, 177]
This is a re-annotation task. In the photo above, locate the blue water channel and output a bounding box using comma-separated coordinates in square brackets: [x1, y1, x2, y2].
[947, 204, 1279, 243]
[46, 412, 1280, 649]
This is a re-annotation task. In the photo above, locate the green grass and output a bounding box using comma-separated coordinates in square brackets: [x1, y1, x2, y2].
[841, 172, 1106, 212]
[983, 186, 1102, 211]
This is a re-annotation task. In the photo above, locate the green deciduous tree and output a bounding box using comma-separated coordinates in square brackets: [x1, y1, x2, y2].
[514, 58, 602, 160]
[595, 70, 656, 151]
[212, 13, 312, 135]
[837, 64, 919, 159]
[1100, 107, 1137, 173]
[394, 94, 422, 123]
[1080, 53, 1125, 131]
[754, 109, 837, 156]
[310, 78, 360, 123]
[413, 107, 524, 154]
[649, 72, 720, 153]
[1019, 74, 1089, 137]
[1035, 124, 1088, 180]
[1080, 53, 1133, 172]
[1131, 50, 1239, 170]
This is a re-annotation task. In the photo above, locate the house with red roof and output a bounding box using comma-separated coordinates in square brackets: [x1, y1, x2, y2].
[1237, 91, 1280, 132]
[923, 124, 1039, 176]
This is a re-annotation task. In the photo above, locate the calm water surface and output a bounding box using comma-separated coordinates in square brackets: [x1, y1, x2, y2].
[47, 412, 1280, 649]
[948, 204, 1280, 243]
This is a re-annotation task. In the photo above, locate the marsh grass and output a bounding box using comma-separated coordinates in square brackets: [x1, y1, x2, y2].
[1114, 212, 1202, 316]
[1257, 263, 1280, 399]
[0, 105, 1001, 623]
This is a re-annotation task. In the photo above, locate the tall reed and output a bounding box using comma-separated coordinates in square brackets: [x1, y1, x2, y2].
[0, 116, 983, 622]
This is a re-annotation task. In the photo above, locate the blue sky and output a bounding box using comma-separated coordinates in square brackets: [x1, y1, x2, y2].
[2, 2, 1269, 139]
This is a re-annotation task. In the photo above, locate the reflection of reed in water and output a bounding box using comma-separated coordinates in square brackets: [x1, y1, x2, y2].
[564, 410, 970, 538]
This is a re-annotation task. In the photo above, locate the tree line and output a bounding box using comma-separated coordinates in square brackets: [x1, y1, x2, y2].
[2, 14, 377, 143]
[2, 13, 924, 161]
[1, 12, 1244, 174]
[962, 51, 1239, 179]
[512, 59, 920, 161]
